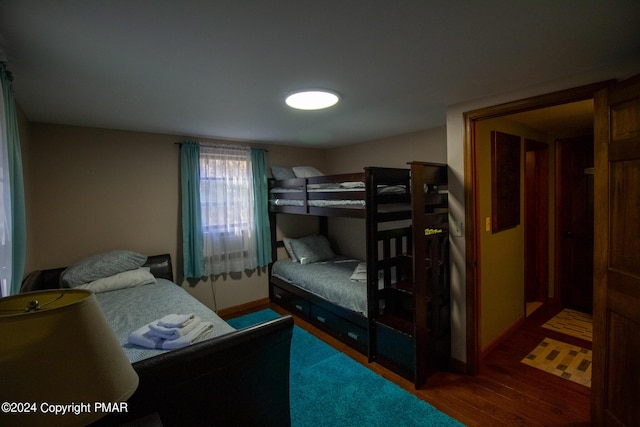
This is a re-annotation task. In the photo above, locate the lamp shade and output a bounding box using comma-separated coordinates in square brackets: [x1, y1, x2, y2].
[0, 289, 139, 427]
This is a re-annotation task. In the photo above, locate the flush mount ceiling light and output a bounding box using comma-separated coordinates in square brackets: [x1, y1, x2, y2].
[285, 90, 340, 110]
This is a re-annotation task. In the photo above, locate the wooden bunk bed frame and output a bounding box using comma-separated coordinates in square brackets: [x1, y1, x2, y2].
[268, 163, 450, 388]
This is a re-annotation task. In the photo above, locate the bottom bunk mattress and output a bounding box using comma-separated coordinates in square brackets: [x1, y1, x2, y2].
[95, 278, 236, 363]
[271, 258, 374, 316]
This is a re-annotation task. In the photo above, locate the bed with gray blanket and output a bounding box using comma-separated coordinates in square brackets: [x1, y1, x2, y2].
[21, 252, 293, 427]
[272, 257, 368, 315]
[95, 278, 237, 362]
[268, 229, 407, 356]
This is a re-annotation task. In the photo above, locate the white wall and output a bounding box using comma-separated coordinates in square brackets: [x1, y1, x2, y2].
[326, 127, 447, 173]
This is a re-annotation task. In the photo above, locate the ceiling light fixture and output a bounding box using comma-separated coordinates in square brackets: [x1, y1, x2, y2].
[285, 90, 340, 110]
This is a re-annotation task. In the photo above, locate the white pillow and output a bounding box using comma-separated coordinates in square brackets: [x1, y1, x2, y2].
[282, 238, 298, 262]
[75, 267, 157, 293]
[292, 166, 324, 178]
[350, 262, 367, 282]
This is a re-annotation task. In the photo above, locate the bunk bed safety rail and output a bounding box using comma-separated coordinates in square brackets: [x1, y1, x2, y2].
[370, 227, 413, 287]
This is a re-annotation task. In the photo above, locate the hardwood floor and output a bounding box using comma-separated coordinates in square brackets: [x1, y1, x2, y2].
[226, 302, 591, 426]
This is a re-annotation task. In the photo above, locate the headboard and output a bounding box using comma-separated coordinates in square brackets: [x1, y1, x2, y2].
[20, 254, 174, 293]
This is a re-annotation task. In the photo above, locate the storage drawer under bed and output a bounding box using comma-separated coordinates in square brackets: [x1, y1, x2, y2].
[310, 305, 368, 349]
[271, 285, 311, 317]
[271, 283, 368, 353]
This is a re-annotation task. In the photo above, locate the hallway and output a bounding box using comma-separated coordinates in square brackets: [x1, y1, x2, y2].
[479, 304, 591, 425]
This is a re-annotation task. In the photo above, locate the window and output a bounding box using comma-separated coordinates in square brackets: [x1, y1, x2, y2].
[198, 145, 257, 275]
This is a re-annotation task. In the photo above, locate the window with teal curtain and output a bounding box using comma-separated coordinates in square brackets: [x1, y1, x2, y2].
[180, 143, 271, 279]
[0, 64, 26, 297]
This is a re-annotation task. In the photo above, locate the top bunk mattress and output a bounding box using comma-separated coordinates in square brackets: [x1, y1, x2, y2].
[269, 183, 407, 206]
[95, 279, 236, 363]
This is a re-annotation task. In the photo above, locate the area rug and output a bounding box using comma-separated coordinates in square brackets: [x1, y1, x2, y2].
[521, 337, 592, 388]
[228, 309, 463, 427]
[542, 308, 592, 341]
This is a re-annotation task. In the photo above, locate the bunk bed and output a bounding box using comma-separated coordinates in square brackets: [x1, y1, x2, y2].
[268, 163, 451, 387]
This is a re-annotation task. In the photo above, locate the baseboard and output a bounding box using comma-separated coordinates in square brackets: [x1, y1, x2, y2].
[448, 357, 467, 375]
[216, 298, 270, 319]
[479, 315, 526, 367]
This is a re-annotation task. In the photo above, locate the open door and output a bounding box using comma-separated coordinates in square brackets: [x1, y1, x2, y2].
[557, 136, 594, 312]
[592, 74, 640, 426]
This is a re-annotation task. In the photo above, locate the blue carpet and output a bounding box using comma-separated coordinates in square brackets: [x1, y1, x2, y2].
[227, 309, 464, 427]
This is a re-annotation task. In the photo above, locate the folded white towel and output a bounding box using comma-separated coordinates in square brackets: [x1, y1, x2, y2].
[156, 313, 196, 328]
[161, 321, 214, 349]
[127, 324, 163, 349]
[128, 320, 214, 350]
[148, 316, 202, 340]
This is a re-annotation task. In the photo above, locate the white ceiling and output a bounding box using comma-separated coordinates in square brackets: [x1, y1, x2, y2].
[1, 1, 639, 147]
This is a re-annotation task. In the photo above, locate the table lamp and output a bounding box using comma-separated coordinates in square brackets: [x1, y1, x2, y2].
[0, 289, 139, 427]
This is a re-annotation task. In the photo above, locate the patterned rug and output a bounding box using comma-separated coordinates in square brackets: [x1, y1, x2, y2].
[542, 308, 592, 342]
[521, 337, 592, 387]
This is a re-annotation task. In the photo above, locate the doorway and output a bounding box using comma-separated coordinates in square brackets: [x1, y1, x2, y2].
[556, 136, 594, 312]
[463, 81, 611, 375]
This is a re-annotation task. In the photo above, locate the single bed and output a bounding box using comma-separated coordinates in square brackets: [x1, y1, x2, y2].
[21, 253, 294, 427]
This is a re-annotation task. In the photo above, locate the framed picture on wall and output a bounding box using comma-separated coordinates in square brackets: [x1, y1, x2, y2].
[491, 131, 521, 233]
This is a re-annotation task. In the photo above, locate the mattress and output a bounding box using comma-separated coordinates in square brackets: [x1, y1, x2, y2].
[95, 278, 236, 363]
[269, 183, 407, 207]
[270, 198, 366, 207]
[272, 258, 371, 315]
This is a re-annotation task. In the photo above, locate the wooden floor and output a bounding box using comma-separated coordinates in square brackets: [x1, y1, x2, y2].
[228, 302, 592, 426]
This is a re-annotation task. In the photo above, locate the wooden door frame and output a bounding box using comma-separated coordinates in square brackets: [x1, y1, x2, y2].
[463, 81, 613, 375]
[524, 139, 549, 306]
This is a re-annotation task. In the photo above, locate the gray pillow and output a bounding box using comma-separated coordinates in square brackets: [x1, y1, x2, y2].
[60, 250, 148, 287]
[271, 166, 296, 180]
[288, 235, 335, 264]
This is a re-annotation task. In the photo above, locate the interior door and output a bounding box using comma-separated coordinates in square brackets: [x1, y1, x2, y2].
[557, 136, 594, 312]
[592, 74, 640, 426]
